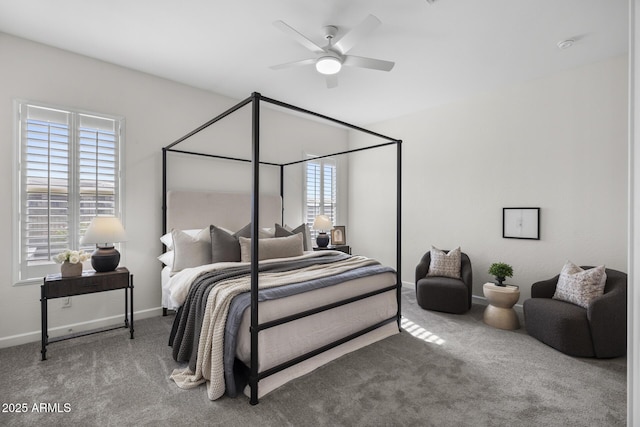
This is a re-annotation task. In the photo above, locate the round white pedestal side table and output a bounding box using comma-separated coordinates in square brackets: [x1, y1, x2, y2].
[483, 282, 520, 330]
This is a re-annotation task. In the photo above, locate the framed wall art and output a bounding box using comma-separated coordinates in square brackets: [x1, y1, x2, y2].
[502, 208, 540, 240]
[331, 226, 346, 245]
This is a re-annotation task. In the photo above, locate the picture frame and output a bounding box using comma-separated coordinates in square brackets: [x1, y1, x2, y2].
[331, 226, 346, 245]
[503, 208, 540, 240]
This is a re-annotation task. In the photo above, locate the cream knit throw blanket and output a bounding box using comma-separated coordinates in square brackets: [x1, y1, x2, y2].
[170, 255, 379, 400]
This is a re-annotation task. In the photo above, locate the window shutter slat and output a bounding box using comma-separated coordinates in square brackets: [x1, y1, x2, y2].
[305, 157, 337, 242]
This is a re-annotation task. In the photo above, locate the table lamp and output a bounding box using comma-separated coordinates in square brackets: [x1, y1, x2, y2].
[312, 215, 332, 248]
[80, 216, 128, 272]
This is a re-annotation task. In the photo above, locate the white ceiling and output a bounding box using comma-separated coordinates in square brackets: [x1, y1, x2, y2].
[0, 0, 629, 125]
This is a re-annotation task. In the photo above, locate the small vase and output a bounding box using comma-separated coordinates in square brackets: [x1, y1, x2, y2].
[61, 261, 82, 277]
[495, 276, 506, 286]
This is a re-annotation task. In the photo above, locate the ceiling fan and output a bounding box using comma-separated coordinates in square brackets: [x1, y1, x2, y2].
[270, 14, 395, 88]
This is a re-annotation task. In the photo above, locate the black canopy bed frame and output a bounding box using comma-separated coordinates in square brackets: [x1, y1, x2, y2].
[162, 92, 402, 405]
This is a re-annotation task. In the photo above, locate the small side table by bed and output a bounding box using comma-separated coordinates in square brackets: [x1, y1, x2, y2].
[313, 245, 351, 254]
[41, 267, 133, 361]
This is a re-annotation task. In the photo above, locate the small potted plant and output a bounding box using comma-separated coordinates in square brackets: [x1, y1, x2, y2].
[488, 262, 513, 287]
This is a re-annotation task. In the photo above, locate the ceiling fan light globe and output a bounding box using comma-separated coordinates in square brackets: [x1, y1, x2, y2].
[316, 56, 342, 75]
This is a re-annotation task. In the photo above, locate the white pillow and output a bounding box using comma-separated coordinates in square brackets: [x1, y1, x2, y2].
[158, 251, 174, 267]
[553, 261, 607, 309]
[427, 246, 462, 279]
[171, 227, 212, 272]
[238, 234, 304, 262]
[161, 228, 204, 250]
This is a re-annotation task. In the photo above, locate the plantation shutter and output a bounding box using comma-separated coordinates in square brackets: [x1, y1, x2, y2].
[323, 160, 337, 224]
[17, 102, 122, 282]
[305, 160, 321, 229]
[305, 157, 337, 241]
[20, 105, 71, 280]
[78, 114, 120, 252]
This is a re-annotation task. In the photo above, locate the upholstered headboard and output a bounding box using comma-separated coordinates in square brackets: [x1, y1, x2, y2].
[166, 190, 282, 232]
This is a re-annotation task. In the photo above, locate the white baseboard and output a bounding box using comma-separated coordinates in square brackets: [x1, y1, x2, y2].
[0, 307, 164, 349]
[401, 280, 413, 288]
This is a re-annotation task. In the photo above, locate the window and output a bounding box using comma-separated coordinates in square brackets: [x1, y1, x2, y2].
[305, 156, 337, 241]
[14, 101, 124, 283]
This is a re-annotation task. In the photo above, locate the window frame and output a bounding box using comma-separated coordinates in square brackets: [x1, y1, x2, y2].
[12, 100, 125, 285]
[304, 154, 337, 242]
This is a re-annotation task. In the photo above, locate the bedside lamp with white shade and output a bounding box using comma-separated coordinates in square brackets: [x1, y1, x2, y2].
[81, 216, 128, 272]
[312, 214, 332, 248]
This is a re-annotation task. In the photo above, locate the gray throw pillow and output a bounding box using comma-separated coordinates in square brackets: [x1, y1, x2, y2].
[238, 233, 304, 262]
[171, 227, 212, 272]
[274, 223, 310, 251]
[210, 224, 252, 263]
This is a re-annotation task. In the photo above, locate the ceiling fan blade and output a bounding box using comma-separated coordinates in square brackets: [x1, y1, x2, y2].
[325, 74, 338, 89]
[270, 58, 316, 70]
[273, 20, 325, 54]
[343, 55, 395, 72]
[332, 14, 381, 54]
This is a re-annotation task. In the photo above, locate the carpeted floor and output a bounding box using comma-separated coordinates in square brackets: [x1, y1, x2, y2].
[0, 287, 626, 426]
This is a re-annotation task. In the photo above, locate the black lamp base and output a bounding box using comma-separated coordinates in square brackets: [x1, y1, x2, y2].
[91, 246, 120, 272]
[316, 233, 330, 248]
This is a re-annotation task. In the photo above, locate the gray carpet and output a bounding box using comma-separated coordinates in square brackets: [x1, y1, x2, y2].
[0, 287, 626, 426]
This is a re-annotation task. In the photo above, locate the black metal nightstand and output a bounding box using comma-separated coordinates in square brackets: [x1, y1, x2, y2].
[41, 267, 133, 361]
[313, 245, 351, 255]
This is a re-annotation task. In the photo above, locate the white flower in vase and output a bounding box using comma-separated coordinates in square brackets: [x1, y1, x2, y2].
[53, 249, 91, 264]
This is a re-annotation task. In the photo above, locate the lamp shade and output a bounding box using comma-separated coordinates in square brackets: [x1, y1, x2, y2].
[81, 216, 127, 273]
[312, 215, 332, 231]
[81, 216, 127, 245]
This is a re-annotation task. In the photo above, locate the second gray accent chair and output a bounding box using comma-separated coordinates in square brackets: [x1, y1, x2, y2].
[523, 267, 627, 358]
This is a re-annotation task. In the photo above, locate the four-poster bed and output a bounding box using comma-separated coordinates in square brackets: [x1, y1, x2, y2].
[162, 92, 402, 404]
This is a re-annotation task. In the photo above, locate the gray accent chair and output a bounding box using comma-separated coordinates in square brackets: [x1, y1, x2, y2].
[523, 267, 627, 358]
[415, 250, 473, 314]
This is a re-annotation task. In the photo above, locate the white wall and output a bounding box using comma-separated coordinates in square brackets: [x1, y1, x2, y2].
[349, 55, 628, 302]
[0, 33, 348, 346]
